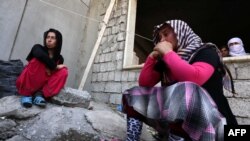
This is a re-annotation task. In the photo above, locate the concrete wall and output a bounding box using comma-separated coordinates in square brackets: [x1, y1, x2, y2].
[90, 0, 140, 104]
[0, 0, 26, 60]
[223, 56, 250, 124]
[0, 0, 110, 89]
[75, 0, 111, 91]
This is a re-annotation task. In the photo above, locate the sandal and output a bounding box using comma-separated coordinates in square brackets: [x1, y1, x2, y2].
[21, 96, 32, 108]
[33, 94, 46, 107]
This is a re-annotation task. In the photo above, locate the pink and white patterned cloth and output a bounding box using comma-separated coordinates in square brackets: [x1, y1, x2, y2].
[122, 81, 226, 141]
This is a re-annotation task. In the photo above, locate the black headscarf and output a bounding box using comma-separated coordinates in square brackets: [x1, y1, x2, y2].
[43, 28, 63, 62]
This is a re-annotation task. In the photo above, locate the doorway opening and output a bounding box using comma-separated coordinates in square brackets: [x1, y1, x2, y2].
[133, 0, 250, 64]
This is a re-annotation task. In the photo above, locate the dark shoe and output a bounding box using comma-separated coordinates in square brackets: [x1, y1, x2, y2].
[168, 133, 185, 141]
[33, 92, 46, 107]
[152, 132, 168, 141]
[21, 96, 32, 108]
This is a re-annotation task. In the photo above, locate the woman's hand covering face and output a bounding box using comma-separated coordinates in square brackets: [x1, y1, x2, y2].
[154, 41, 173, 56]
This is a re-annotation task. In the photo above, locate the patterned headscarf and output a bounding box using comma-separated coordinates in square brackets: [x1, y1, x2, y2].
[153, 19, 203, 61]
[153, 20, 235, 94]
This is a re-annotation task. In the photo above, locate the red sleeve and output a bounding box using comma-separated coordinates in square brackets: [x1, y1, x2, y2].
[139, 56, 161, 87]
[163, 51, 214, 85]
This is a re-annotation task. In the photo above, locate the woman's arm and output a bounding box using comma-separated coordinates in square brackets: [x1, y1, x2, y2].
[139, 56, 161, 87]
[30, 44, 57, 70]
[163, 51, 214, 85]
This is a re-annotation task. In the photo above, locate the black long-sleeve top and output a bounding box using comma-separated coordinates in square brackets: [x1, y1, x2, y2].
[26, 44, 64, 70]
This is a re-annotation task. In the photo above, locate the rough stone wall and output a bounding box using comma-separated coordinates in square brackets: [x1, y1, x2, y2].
[91, 0, 141, 104]
[223, 56, 250, 125]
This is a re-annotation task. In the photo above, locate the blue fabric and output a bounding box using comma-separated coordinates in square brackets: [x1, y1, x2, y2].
[126, 117, 142, 141]
[21, 96, 32, 108]
[21, 96, 32, 103]
[33, 95, 46, 106]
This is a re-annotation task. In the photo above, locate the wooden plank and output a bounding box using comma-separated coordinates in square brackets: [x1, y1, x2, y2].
[78, 0, 116, 90]
[123, 0, 137, 68]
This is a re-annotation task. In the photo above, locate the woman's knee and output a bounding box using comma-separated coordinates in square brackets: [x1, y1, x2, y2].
[54, 67, 68, 82]
[57, 67, 68, 77]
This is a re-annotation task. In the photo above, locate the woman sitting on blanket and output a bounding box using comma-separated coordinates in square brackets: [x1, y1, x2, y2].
[122, 20, 238, 141]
